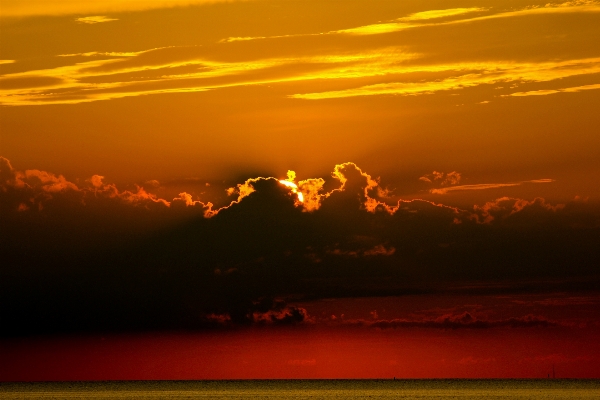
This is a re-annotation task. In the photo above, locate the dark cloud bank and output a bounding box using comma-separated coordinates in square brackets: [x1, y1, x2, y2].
[1, 157, 600, 336]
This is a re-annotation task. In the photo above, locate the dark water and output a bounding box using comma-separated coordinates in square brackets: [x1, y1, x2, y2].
[1, 380, 599, 399]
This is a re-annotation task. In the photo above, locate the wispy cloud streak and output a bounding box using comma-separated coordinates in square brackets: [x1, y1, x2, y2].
[76, 16, 118, 24]
[291, 58, 600, 99]
[430, 179, 555, 194]
[1, 0, 251, 17]
[505, 83, 600, 97]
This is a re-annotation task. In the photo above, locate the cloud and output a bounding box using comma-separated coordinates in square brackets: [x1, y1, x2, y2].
[200, 299, 312, 327]
[19, 169, 80, 193]
[331, 1, 600, 37]
[0, 156, 589, 231]
[290, 58, 600, 100]
[333, 22, 414, 36]
[332, 7, 486, 36]
[504, 83, 600, 97]
[363, 244, 396, 256]
[513, 296, 600, 307]
[326, 243, 396, 258]
[343, 312, 563, 330]
[251, 305, 311, 326]
[398, 8, 486, 22]
[430, 179, 555, 195]
[1, 157, 180, 213]
[88, 175, 171, 208]
[3, 15, 600, 106]
[76, 16, 118, 24]
[471, 196, 564, 224]
[0, 156, 17, 187]
[2, 157, 600, 336]
[220, 2, 599, 42]
[1, 156, 273, 216]
[1, 0, 252, 17]
[0, 45, 420, 105]
[420, 171, 462, 186]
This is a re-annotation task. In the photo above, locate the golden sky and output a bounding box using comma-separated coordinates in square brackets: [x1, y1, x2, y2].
[2, 0, 600, 206]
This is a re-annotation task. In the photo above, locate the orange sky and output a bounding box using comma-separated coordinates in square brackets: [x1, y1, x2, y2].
[2, 0, 600, 204]
[3, 326, 600, 380]
[1, 0, 600, 380]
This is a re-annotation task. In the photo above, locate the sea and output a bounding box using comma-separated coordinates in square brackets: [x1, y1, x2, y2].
[1, 379, 599, 399]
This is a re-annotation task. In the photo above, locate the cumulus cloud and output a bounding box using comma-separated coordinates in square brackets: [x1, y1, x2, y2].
[0, 156, 592, 231]
[471, 196, 564, 224]
[2, 156, 600, 336]
[0, 157, 18, 188]
[0, 157, 223, 215]
[419, 171, 462, 186]
[251, 305, 311, 326]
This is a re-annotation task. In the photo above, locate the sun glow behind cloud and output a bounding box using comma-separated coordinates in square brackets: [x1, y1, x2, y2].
[0, 155, 569, 232]
[279, 171, 304, 204]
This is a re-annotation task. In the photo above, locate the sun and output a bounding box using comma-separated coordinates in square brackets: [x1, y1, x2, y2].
[279, 170, 304, 203]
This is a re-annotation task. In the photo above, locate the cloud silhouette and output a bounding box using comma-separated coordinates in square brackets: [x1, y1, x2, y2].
[2, 157, 600, 336]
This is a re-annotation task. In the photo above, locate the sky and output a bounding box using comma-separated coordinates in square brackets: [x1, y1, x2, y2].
[1, 0, 600, 380]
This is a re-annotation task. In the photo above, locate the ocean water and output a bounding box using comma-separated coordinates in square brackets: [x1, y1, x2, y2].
[1, 380, 599, 399]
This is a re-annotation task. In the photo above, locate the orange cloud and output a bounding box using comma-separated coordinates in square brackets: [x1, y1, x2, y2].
[17, 170, 79, 193]
[472, 197, 565, 224]
[87, 174, 170, 208]
[0, 156, 571, 230]
[76, 16, 118, 24]
[430, 179, 554, 194]
[504, 83, 600, 97]
[1, 0, 248, 17]
[420, 171, 462, 186]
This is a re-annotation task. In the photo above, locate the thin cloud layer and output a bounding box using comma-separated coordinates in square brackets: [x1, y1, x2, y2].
[1, 0, 250, 17]
[76, 16, 119, 24]
[291, 58, 600, 100]
[429, 179, 555, 195]
[343, 312, 563, 330]
[333, 1, 600, 36]
[2, 1, 600, 105]
[505, 83, 600, 97]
